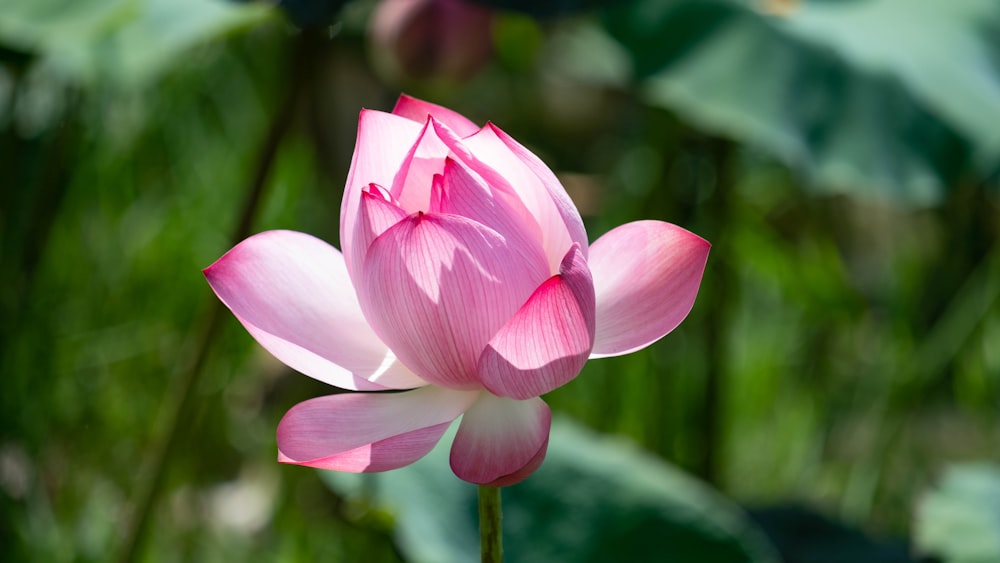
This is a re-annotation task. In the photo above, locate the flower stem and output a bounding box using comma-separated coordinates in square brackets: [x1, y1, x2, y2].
[478, 485, 503, 563]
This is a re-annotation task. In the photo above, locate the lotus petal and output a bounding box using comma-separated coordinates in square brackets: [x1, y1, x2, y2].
[392, 94, 481, 137]
[204, 230, 425, 390]
[450, 393, 551, 486]
[359, 213, 541, 388]
[477, 245, 595, 399]
[277, 386, 478, 471]
[589, 221, 710, 357]
[342, 109, 424, 277]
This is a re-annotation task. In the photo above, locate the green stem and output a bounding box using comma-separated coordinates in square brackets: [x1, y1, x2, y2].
[478, 485, 503, 563]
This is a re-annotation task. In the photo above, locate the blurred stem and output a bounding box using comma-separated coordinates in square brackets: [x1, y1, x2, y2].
[697, 137, 735, 486]
[0, 84, 80, 343]
[849, 239, 1000, 520]
[478, 485, 503, 563]
[116, 31, 316, 563]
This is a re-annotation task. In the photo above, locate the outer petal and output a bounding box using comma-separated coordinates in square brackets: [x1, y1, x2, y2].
[450, 393, 551, 486]
[477, 245, 595, 400]
[342, 109, 424, 278]
[277, 386, 479, 472]
[359, 213, 544, 389]
[392, 94, 480, 137]
[588, 221, 710, 358]
[204, 230, 425, 390]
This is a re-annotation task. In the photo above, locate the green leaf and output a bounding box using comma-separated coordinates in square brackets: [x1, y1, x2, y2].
[915, 463, 1000, 563]
[595, 0, 1000, 203]
[749, 505, 913, 563]
[321, 417, 780, 563]
[0, 0, 273, 86]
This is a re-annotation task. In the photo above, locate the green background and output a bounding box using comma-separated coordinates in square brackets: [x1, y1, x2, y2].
[2, 0, 999, 560]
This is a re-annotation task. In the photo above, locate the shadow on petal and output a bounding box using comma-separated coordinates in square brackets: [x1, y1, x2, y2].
[477, 245, 595, 399]
[450, 394, 552, 486]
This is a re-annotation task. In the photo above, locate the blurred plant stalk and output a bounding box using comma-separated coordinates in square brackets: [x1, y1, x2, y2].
[115, 29, 320, 563]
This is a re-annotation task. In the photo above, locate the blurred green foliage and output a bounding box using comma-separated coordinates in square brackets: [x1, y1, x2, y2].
[1, 0, 999, 561]
[323, 419, 781, 563]
[600, 0, 1000, 203]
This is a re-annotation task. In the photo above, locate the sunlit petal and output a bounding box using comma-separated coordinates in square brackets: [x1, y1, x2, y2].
[277, 387, 478, 471]
[392, 93, 481, 137]
[342, 109, 424, 278]
[358, 213, 543, 388]
[204, 230, 425, 390]
[589, 221, 710, 357]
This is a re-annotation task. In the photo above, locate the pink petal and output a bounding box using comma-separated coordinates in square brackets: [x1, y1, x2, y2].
[353, 186, 408, 276]
[443, 122, 588, 272]
[430, 121, 544, 246]
[359, 213, 544, 389]
[428, 171, 446, 212]
[489, 124, 590, 260]
[450, 393, 551, 486]
[388, 117, 451, 214]
[588, 221, 710, 357]
[392, 94, 480, 137]
[435, 158, 549, 281]
[477, 245, 595, 399]
[341, 110, 424, 278]
[277, 386, 478, 472]
[204, 231, 426, 390]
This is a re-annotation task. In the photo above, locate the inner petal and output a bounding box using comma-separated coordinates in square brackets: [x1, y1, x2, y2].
[390, 117, 451, 214]
[358, 212, 544, 388]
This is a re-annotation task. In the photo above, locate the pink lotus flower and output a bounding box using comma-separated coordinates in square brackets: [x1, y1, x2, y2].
[204, 96, 709, 486]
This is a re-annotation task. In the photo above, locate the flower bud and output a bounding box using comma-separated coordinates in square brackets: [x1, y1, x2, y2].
[369, 0, 494, 82]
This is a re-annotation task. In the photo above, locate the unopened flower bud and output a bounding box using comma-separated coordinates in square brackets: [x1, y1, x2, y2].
[369, 0, 494, 82]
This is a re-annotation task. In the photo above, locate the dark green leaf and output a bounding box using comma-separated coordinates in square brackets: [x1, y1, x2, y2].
[594, 0, 1000, 203]
[321, 418, 780, 563]
[748, 504, 913, 563]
